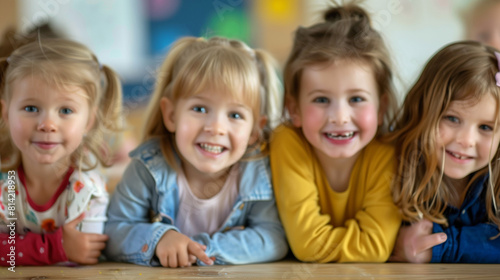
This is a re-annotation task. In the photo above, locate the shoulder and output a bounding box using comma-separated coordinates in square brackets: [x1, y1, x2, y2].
[270, 125, 309, 152]
[69, 169, 107, 196]
[129, 138, 175, 173]
[363, 139, 395, 159]
[239, 156, 274, 200]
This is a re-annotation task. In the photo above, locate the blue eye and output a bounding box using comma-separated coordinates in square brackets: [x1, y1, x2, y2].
[229, 112, 243, 120]
[192, 106, 207, 113]
[313, 97, 329, 103]
[24, 106, 38, 113]
[60, 108, 73, 115]
[480, 124, 493, 131]
[444, 115, 459, 123]
[350, 96, 364, 103]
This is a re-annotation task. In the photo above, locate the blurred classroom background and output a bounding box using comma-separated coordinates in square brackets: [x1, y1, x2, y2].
[0, 0, 477, 189]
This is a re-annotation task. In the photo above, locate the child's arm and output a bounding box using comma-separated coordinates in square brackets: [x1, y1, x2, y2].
[191, 198, 288, 265]
[104, 159, 209, 266]
[270, 127, 401, 263]
[431, 222, 500, 263]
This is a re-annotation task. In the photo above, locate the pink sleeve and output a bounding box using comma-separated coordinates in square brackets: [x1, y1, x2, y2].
[0, 228, 68, 266]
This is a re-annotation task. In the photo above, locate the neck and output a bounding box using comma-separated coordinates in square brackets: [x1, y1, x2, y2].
[313, 148, 360, 192]
[444, 175, 470, 208]
[181, 162, 232, 199]
[21, 154, 71, 192]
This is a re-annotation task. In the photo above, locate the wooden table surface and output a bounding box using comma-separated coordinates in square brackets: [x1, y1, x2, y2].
[3, 260, 500, 279]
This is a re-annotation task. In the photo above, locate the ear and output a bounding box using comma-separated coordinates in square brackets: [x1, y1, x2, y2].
[286, 96, 302, 127]
[85, 108, 97, 133]
[160, 97, 176, 132]
[0, 99, 7, 124]
[248, 116, 267, 145]
[378, 93, 389, 126]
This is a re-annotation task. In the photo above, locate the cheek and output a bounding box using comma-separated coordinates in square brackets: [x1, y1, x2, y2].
[356, 106, 379, 131]
[301, 105, 325, 128]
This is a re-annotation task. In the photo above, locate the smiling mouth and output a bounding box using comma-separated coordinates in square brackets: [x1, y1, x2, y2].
[326, 132, 355, 140]
[199, 143, 224, 154]
[447, 150, 472, 160]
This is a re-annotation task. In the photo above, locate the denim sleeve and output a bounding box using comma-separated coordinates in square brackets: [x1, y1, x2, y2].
[104, 160, 176, 266]
[191, 199, 288, 265]
[431, 222, 500, 263]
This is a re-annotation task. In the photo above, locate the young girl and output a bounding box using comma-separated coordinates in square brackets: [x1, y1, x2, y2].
[464, 0, 500, 50]
[104, 36, 288, 267]
[0, 38, 123, 265]
[270, 4, 402, 263]
[387, 41, 500, 263]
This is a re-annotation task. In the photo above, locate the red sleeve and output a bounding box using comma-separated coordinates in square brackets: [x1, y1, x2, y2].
[0, 228, 68, 266]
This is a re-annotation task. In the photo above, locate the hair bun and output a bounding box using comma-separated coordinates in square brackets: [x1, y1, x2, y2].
[323, 5, 370, 24]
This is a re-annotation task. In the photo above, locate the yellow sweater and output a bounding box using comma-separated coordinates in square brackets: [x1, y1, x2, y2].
[270, 125, 401, 263]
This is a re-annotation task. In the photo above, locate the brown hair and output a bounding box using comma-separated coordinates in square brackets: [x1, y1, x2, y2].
[0, 38, 123, 171]
[283, 2, 397, 134]
[142, 37, 282, 169]
[386, 41, 500, 230]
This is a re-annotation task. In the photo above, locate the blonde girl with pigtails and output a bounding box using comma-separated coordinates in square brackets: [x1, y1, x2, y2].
[104, 36, 287, 268]
[0, 38, 124, 265]
[387, 41, 500, 263]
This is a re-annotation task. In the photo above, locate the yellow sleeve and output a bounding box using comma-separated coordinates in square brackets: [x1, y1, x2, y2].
[338, 141, 402, 262]
[270, 127, 401, 263]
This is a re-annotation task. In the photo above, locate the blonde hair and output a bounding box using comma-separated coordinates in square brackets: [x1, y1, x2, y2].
[283, 2, 397, 135]
[143, 37, 282, 169]
[0, 38, 123, 171]
[386, 41, 500, 231]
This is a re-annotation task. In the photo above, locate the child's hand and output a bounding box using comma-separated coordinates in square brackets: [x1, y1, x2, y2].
[62, 214, 109, 264]
[156, 230, 213, 267]
[389, 219, 447, 263]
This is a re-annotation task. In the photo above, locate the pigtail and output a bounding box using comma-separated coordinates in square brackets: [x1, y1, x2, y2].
[99, 65, 124, 132]
[253, 49, 282, 140]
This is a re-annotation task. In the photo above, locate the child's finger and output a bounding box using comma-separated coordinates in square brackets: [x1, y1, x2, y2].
[188, 242, 213, 265]
[188, 254, 197, 264]
[88, 233, 109, 242]
[66, 213, 85, 228]
[159, 254, 169, 267]
[414, 232, 447, 254]
[177, 249, 190, 267]
[168, 253, 179, 268]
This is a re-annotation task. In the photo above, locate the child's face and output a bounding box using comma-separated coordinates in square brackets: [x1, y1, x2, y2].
[162, 89, 256, 178]
[289, 59, 382, 161]
[437, 94, 500, 179]
[469, 4, 500, 50]
[1, 76, 94, 167]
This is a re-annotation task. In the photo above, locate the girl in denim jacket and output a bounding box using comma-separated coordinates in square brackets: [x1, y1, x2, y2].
[387, 41, 500, 263]
[104, 37, 287, 267]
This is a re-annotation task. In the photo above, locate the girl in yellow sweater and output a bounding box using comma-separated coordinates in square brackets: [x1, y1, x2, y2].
[270, 3, 401, 262]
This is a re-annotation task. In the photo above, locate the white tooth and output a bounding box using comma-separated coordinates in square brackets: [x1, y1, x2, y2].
[326, 132, 354, 139]
[200, 143, 223, 153]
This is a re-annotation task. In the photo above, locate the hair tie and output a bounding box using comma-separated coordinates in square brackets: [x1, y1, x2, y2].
[495, 52, 500, 87]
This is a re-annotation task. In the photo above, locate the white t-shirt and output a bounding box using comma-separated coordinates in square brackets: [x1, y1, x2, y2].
[175, 165, 239, 237]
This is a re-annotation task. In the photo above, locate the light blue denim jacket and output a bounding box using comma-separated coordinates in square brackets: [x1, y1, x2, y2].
[104, 139, 288, 266]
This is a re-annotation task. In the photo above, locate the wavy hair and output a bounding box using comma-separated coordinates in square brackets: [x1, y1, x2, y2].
[386, 41, 500, 231]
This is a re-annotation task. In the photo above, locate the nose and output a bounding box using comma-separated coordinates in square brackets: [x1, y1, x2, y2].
[37, 113, 57, 132]
[456, 126, 475, 148]
[204, 113, 227, 135]
[329, 102, 349, 125]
